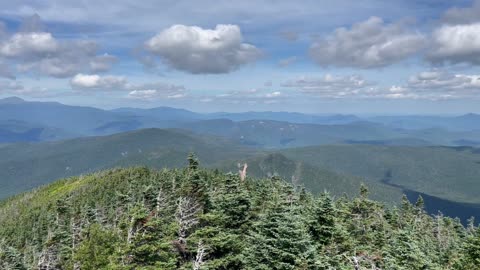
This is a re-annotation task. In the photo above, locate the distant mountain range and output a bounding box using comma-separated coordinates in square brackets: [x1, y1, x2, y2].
[1, 97, 480, 147]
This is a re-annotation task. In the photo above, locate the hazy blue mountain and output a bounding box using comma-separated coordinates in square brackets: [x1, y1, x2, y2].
[0, 120, 75, 143]
[113, 107, 363, 124]
[112, 106, 204, 121]
[369, 114, 480, 132]
[0, 96, 26, 104]
[3, 97, 480, 147]
[0, 97, 128, 135]
[206, 111, 362, 124]
[0, 97, 166, 138]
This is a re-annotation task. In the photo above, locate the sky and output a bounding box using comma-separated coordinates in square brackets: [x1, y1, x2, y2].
[1, 0, 480, 114]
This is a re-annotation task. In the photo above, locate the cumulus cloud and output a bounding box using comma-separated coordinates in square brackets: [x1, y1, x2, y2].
[0, 80, 53, 97]
[70, 73, 186, 100]
[309, 17, 426, 68]
[406, 70, 480, 97]
[201, 88, 284, 104]
[127, 82, 186, 100]
[90, 54, 118, 72]
[0, 16, 116, 78]
[345, 70, 480, 100]
[282, 74, 427, 99]
[70, 73, 127, 90]
[427, 23, 480, 65]
[0, 32, 58, 57]
[282, 71, 480, 100]
[144, 24, 261, 74]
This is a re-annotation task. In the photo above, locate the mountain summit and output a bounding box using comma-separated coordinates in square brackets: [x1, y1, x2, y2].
[0, 96, 25, 104]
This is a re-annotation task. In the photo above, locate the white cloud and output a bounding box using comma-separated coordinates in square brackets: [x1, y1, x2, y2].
[0, 80, 54, 97]
[0, 16, 116, 78]
[127, 82, 186, 100]
[90, 54, 117, 72]
[364, 70, 480, 100]
[427, 23, 480, 65]
[0, 32, 58, 57]
[282, 74, 372, 96]
[128, 89, 186, 100]
[144, 24, 261, 74]
[407, 70, 480, 92]
[70, 73, 127, 90]
[282, 74, 431, 99]
[200, 88, 284, 104]
[70, 73, 186, 100]
[309, 17, 426, 68]
[264, 91, 281, 98]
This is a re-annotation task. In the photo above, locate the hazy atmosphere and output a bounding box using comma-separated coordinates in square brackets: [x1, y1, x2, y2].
[1, 1, 480, 113]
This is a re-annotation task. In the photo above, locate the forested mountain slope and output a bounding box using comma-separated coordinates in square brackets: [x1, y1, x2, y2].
[2, 129, 480, 223]
[0, 161, 478, 269]
[280, 145, 480, 204]
[218, 152, 403, 204]
[0, 129, 255, 199]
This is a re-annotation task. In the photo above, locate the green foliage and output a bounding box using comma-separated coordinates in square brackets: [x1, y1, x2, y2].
[0, 162, 477, 269]
[75, 224, 121, 270]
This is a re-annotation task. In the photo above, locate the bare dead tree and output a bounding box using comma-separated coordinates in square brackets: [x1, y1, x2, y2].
[193, 240, 207, 270]
[37, 229, 60, 270]
[127, 215, 143, 244]
[175, 196, 201, 246]
[239, 163, 248, 182]
[353, 256, 360, 270]
[155, 188, 167, 217]
[348, 253, 382, 270]
[70, 216, 82, 270]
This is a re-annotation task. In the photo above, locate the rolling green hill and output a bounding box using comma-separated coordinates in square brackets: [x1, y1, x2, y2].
[176, 119, 480, 148]
[0, 128, 394, 204]
[0, 128, 255, 199]
[280, 145, 480, 204]
[218, 152, 403, 204]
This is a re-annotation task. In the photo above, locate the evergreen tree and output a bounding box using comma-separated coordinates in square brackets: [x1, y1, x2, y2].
[309, 192, 335, 246]
[0, 160, 476, 269]
[74, 224, 121, 270]
[243, 202, 318, 269]
[456, 228, 480, 269]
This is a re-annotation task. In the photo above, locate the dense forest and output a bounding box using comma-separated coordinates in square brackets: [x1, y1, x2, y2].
[1, 155, 479, 269]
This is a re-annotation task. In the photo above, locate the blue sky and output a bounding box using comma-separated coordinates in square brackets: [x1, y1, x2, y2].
[1, 0, 480, 114]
